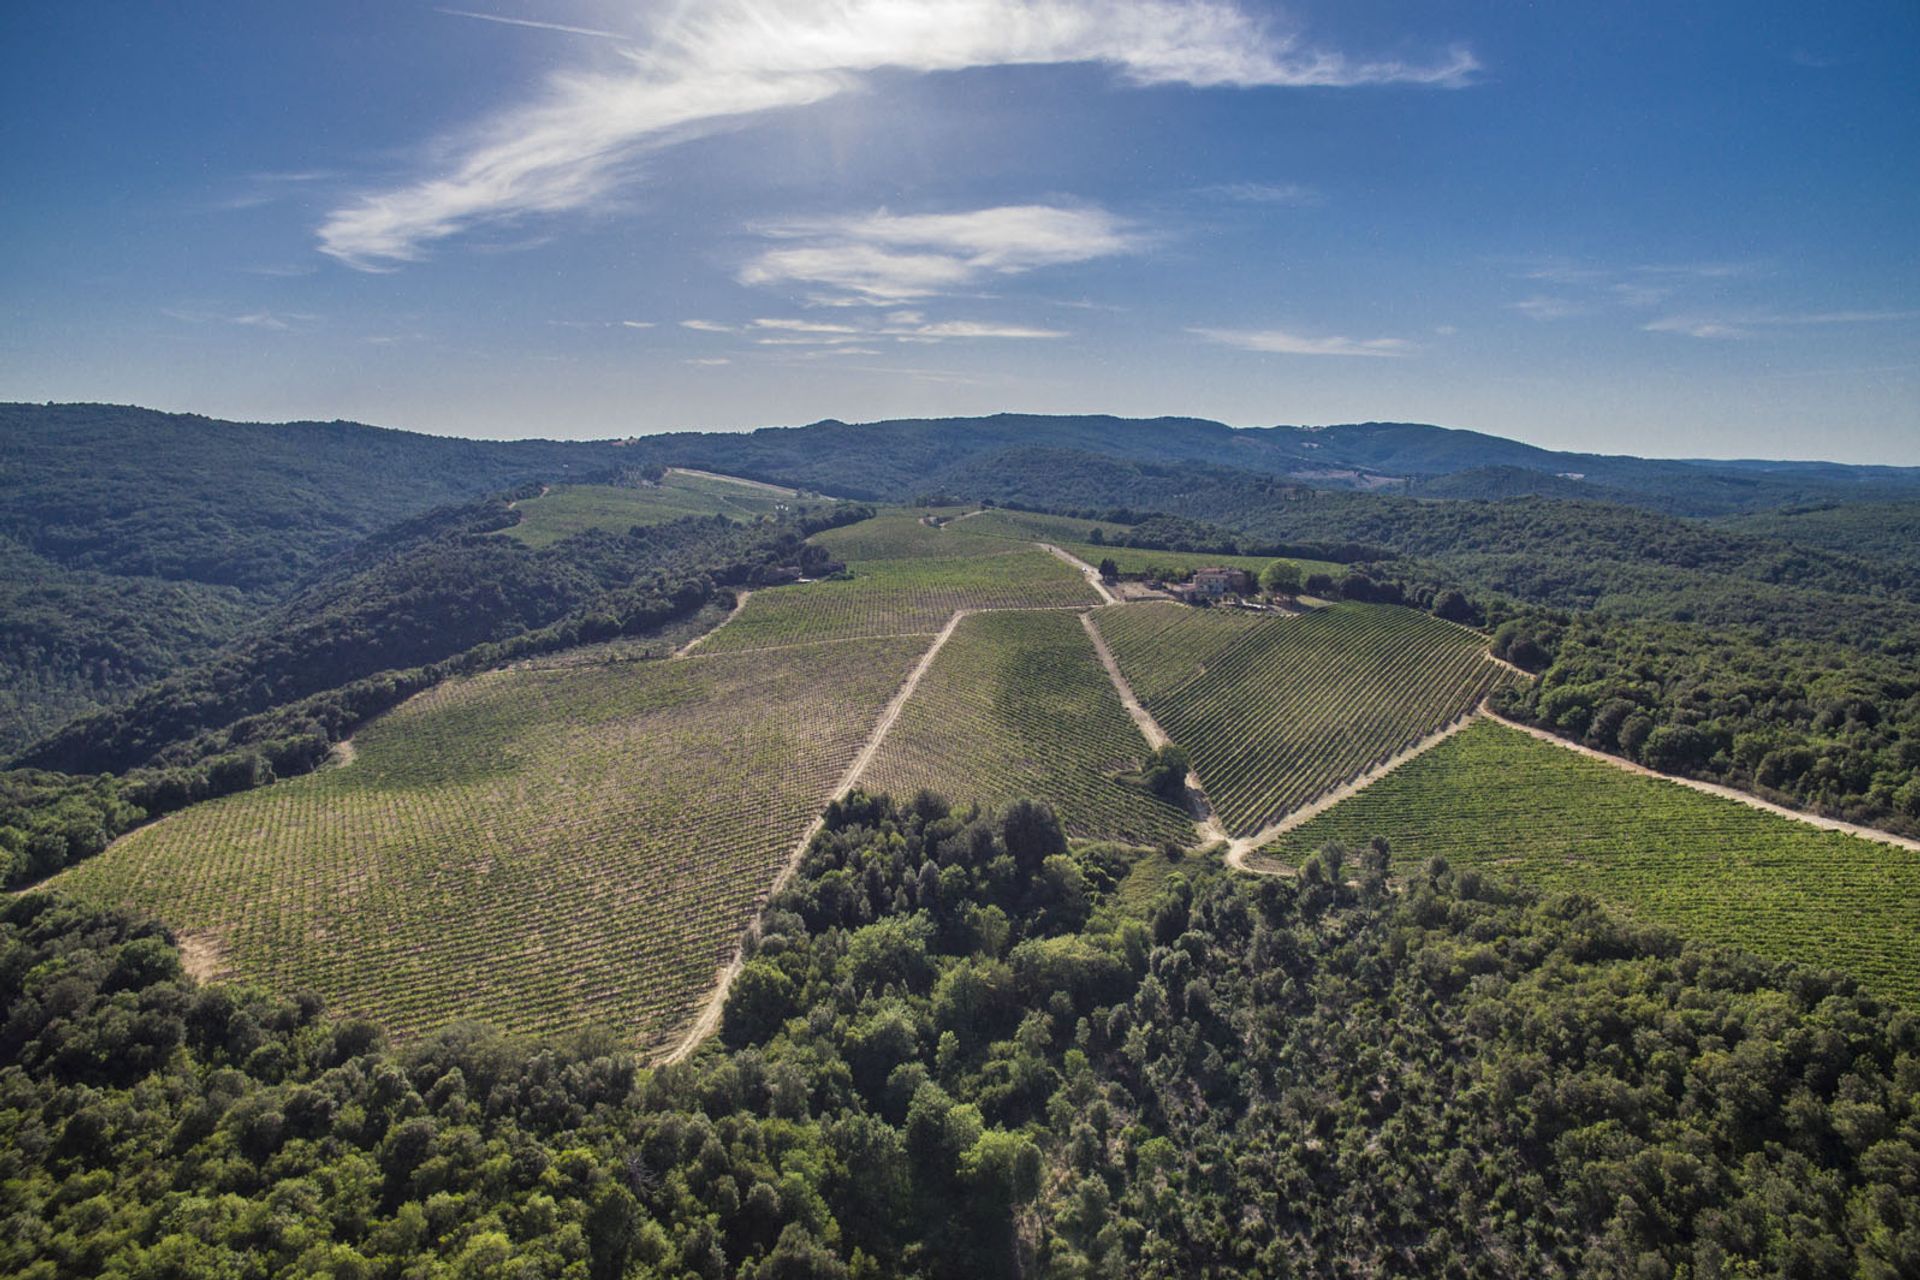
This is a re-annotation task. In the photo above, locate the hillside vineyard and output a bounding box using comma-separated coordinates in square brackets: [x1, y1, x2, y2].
[6, 408, 1920, 1278]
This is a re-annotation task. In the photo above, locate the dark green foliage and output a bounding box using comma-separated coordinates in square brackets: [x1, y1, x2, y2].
[1135, 744, 1191, 803]
[6, 795, 1918, 1277]
[1496, 615, 1920, 836]
[0, 403, 633, 750]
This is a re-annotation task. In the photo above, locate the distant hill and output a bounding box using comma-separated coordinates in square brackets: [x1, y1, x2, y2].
[638, 412, 1920, 517]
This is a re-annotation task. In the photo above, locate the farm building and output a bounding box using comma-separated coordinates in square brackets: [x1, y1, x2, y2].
[1169, 566, 1255, 604]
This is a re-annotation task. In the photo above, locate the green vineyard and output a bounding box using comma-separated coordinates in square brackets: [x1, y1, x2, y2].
[1089, 602, 1266, 703]
[698, 543, 1098, 652]
[506, 471, 798, 548]
[949, 509, 1344, 580]
[1262, 719, 1920, 1008]
[860, 609, 1194, 845]
[810, 510, 1016, 561]
[53, 635, 927, 1047]
[1100, 602, 1514, 835]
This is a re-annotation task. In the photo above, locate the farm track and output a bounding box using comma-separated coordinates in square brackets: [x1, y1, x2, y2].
[676, 591, 752, 656]
[660, 609, 970, 1065]
[1226, 707, 1490, 872]
[1044, 543, 1118, 605]
[1485, 708, 1920, 855]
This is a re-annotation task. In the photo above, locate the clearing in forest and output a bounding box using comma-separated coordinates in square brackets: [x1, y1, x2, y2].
[505, 472, 803, 547]
[1260, 718, 1920, 1008]
[53, 635, 926, 1047]
[1099, 602, 1515, 836]
[859, 609, 1194, 846]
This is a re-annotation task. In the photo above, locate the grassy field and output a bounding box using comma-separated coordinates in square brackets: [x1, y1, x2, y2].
[947, 509, 1345, 579]
[860, 609, 1194, 845]
[1260, 719, 1920, 1008]
[54, 636, 926, 1047]
[1099, 602, 1515, 835]
[506, 472, 802, 548]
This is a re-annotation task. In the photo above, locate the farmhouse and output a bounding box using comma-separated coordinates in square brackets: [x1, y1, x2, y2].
[1168, 566, 1255, 605]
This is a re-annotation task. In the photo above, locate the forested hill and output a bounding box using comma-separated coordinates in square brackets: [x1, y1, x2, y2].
[0, 403, 627, 593]
[0, 404, 627, 751]
[633, 412, 1920, 517]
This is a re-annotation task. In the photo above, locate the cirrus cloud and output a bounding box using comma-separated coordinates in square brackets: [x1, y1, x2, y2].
[738, 204, 1140, 303]
[318, 0, 1477, 268]
[1192, 326, 1414, 358]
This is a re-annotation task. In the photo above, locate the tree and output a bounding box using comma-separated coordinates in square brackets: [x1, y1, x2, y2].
[1138, 744, 1190, 803]
[1097, 557, 1119, 582]
[723, 959, 795, 1046]
[1260, 559, 1303, 596]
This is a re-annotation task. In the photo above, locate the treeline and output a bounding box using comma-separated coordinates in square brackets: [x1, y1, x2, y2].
[1493, 614, 1920, 836]
[5, 793, 1916, 1276]
[950, 448, 1920, 655]
[0, 504, 871, 886]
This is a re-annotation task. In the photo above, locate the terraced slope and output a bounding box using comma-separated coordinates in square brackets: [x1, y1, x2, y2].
[1102, 603, 1514, 835]
[54, 636, 925, 1047]
[1262, 718, 1920, 1008]
[860, 610, 1193, 845]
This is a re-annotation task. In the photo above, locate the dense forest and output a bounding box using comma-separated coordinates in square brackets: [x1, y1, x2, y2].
[4, 793, 1915, 1277]
[1492, 615, 1920, 836]
[0, 405, 628, 755]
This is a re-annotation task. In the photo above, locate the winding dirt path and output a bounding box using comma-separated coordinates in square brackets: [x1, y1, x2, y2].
[675, 591, 752, 657]
[659, 609, 971, 1065]
[1484, 708, 1920, 854]
[1041, 542, 1118, 605]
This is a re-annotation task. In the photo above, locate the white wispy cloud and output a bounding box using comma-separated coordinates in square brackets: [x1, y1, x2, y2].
[1201, 180, 1323, 206]
[319, 0, 1476, 267]
[739, 204, 1139, 303]
[1645, 309, 1920, 340]
[1192, 326, 1413, 357]
[620, 319, 655, 328]
[1509, 295, 1584, 322]
[905, 320, 1066, 339]
[163, 307, 318, 331]
[680, 319, 736, 332]
[435, 8, 631, 41]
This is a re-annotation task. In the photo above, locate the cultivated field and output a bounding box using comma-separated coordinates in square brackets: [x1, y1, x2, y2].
[54, 636, 926, 1046]
[698, 547, 1098, 652]
[1099, 602, 1515, 835]
[811, 510, 1013, 561]
[506, 472, 799, 547]
[1262, 719, 1920, 1007]
[860, 609, 1193, 845]
[948, 509, 1345, 580]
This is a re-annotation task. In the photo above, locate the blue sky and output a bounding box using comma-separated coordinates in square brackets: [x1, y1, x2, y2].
[2, 1, 1915, 461]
